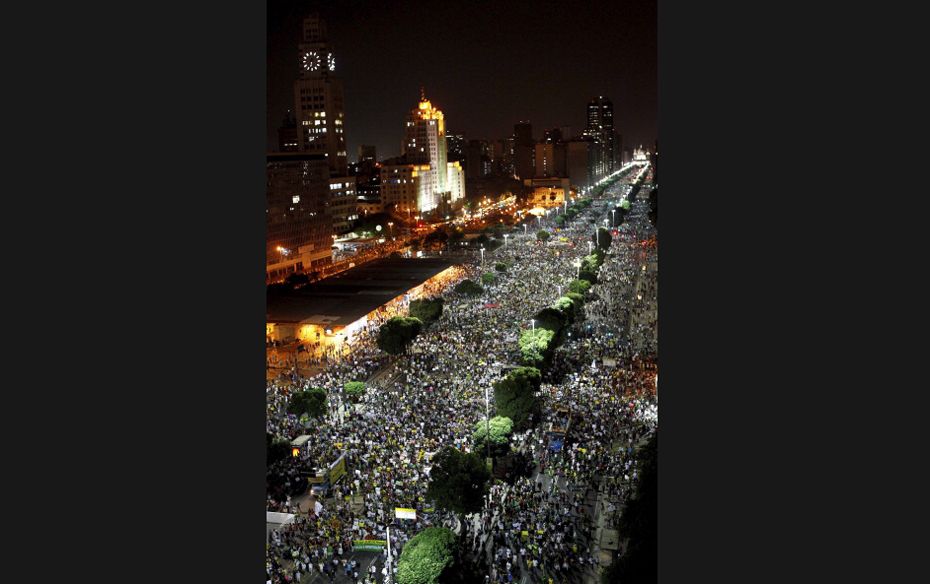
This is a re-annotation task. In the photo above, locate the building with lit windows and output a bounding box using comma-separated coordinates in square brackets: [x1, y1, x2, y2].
[292, 14, 357, 231]
[534, 141, 566, 178]
[379, 90, 465, 214]
[583, 96, 618, 174]
[266, 152, 333, 282]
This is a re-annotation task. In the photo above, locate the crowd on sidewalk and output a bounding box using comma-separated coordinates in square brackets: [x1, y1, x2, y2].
[266, 178, 658, 584]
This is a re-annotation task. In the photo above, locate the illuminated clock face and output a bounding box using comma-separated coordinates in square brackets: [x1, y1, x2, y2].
[326, 53, 335, 71]
[302, 51, 321, 71]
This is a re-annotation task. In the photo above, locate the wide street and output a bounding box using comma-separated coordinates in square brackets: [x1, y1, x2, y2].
[266, 163, 658, 584]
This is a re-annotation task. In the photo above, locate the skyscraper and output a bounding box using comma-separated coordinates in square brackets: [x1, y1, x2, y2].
[584, 96, 617, 174]
[293, 14, 348, 176]
[266, 152, 333, 281]
[513, 121, 535, 180]
[277, 110, 298, 152]
[381, 89, 464, 214]
[292, 14, 355, 232]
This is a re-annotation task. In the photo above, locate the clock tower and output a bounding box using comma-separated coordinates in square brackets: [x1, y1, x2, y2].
[293, 14, 347, 177]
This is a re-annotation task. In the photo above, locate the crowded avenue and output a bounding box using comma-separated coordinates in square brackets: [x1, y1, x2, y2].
[266, 166, 658, 584]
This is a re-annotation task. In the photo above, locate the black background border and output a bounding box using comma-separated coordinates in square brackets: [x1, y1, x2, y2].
[5, 0, 923, 581]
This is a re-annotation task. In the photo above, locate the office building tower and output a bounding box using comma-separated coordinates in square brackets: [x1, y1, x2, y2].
[293, 14, 348, 176]
[266, 152, 333, 280]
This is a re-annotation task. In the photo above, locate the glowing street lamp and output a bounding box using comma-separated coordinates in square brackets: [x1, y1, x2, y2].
[575, 259, 581, 279]
[480, 246, 485, 270]
[530, 319, 535, 332]
[504, 234, 509, 246]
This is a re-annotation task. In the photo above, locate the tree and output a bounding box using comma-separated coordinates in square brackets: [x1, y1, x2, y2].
[552, 297, 577, 323]
[566, 291, 585, 305]
[454, 279, 484, 296]
[472, 416, 514, 458]
[395, 527, 456, 584]
[494, 262, 508, 273]
[535, 306, 568, 333]
[493, 366, 541, 429]
[603, 432, 657, 584]
[518, 328, 557, 370]
[568, 279, 592, 295]
[554, 214, 567, 227]
[377, 316, 424, 355]
[267, 433, 292, 465]
[593, 227, 612, 250]
[344, 381, 366, 402]
[287, 387, 327, 418]
[536, 229, 551, 242]
[426, 447, 491, 517]
[481, 272, 496, 285]
[409, 297, 444, 325]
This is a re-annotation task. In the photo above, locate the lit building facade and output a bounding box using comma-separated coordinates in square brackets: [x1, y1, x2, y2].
[381, 90, 465, 214]
[266, 152, 333, 281]
[292, 14, 357, 232]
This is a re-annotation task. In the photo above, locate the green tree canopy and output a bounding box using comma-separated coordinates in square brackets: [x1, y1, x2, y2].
[396, 527, 456, 584]
[494, 262, 508, 273]
[425, 447, 491, 517]
[536, 229, 551, 241]
[566, 291, 585, 305]
[493, 366, 542, 428]
[409, 297, 444, 325]
[518, 328, 557, 370]
[554, 214, 567, 227]
[568, 279, 592, 295]
[454, 279, 484, 296]
[344, 381, 366, 402]
[481, 272, 496, 285]
[552, 296, 577, 322]
[377, 316, 424, 355]
[535, 306, 568, 333]
[593, 227, 613, 250]
[287, 387, 327, 418]
[266, 433, 292, 465]
[472, 416, 514, 458]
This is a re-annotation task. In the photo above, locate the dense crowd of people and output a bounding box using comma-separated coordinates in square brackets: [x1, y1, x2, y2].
[266, 171, 658, 584]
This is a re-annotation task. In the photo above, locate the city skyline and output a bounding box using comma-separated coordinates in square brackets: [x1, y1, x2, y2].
[268, 0, 657, 160]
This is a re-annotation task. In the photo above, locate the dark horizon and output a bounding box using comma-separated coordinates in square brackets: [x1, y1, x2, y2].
[268, 0, 657, 161]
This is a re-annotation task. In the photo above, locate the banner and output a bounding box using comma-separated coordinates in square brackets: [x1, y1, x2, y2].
[328, 454, 347, 484]
[353, 540, 387, 552]
[395, 508, 417, 520]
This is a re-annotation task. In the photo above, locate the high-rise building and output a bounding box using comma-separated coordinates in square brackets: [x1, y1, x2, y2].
[381, 90, 465, 214]
[584, 96, 617, 174]
[566, 140, 595, 190]
[534, 142, 566, 178]
[466, 139, 492, 179]
[278, 110, 298, 152]
[446, 131, 466, 162]
[266, 152, 333, 280]
[513, 121, 535, 180]
[543, 128, 563, 144]
[293, 14, 348, 176]
[292, 14, 357, 232]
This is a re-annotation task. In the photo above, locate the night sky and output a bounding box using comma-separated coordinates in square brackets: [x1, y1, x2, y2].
[268, 0, 656, 161]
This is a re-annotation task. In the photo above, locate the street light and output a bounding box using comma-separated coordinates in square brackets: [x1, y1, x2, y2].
[387, 222, 394, 238]
[530, 319, 535, 332]
[523, 224, 527, 236]
[575, 259, 581, 279]
[588, 241, 593, 254]
[504, 234, 509, 246]
[480, 246, 485, 270]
